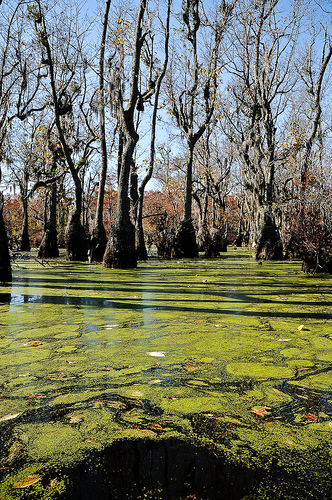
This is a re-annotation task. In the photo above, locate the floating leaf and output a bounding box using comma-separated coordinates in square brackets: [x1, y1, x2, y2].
[250, 406, 271, 416]
[13, 475, 42, 489]
[148, 351, 165, 357]
[0, 413, 21, 422]
[49, 478, 58, 491]
[69, 416, 83, 424]
[149, 423, 163, 431]
[303, 413, 318, 422]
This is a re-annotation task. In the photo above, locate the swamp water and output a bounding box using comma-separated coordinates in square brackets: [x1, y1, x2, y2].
[1, 250, 332, 499]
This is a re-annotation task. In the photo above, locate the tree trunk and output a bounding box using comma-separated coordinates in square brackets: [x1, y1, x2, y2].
[255, 210, 283, 260]
[38, 183, 59, 258]
[0, 193, 12, 282]
[19, 189, 30, 252]
[174, 142, 199, 258]
[39, 9, 87, 261]
[90, 0, 111, 263]
[103, 137, 137, 268]
[65, 184, 88, 261]
[131, 169, 148, 261]
[134, 187, 148, 262]
[103, 0, 147, 269]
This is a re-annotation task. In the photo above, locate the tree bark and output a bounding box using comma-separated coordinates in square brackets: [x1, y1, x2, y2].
[19, 194, 30, 251]
[104, 0, 148, 269]
[37, 3, 87, 261]
[38, 182, 59, 258]
[0, 193, 12, 282]
[255, 210, 283, 260]
[134, 0, 171, 261]
[174, 139, 199, 258]
[90, 0, 111, 262]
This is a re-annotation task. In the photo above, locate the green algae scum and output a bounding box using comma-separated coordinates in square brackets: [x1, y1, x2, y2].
[1, 249, 332, 499]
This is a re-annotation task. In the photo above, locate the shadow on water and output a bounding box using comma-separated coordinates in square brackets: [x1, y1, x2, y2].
[58, 438, 256, 500]
[8, 292, 332, 321]
[39, 436, 331, 500]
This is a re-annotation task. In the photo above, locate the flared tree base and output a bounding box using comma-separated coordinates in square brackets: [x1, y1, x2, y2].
[174, 219, 198, 258]
[0, 206, 12, 282]
[65, 215, 88, 261]
[20, 232, 30, 252]
[301, 253, 332, 274]
[38, 227, 59, 259]
[89, 224, 107, 263]
[135, 226, 148, 261]
[103, 219, 137, 269]
[256, 213, 283, 260]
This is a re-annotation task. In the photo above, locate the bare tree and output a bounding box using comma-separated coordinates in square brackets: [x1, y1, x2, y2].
[31, 0, 93, 261]
[223, 0, 301, 259]
[90, 0, 112, 262]
[103, 0, 151, 268]
[130, 0, 172, 260]
[0, 1, 47, 280]
[166, 0, 234, 258]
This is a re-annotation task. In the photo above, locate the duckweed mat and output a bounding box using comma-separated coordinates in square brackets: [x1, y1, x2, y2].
[1, 250, 332, 499]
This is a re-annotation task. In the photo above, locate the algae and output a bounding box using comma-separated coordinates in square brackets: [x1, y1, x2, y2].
[1, 250, 332, 498]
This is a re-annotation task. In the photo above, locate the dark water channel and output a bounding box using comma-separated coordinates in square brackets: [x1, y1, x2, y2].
[1, 251, 332, 499]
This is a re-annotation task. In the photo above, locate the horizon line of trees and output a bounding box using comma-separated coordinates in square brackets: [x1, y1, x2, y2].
[1, 0, 332, 282]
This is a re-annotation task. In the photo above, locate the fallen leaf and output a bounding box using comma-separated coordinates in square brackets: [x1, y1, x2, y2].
[69, 416, 83, 424]
[0, 413, 21, 423]
[29, 341, 43, 347]
[303, 413, 318, 422]
[49, 478, 58, 492]
[297, 325, 304, 331]
[13, 475, 42, 489]
[250, 406, 271, 416]
[148, 351, 165, 357]
[149, 423, 163, 431]
[283, 439, 295, 445]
